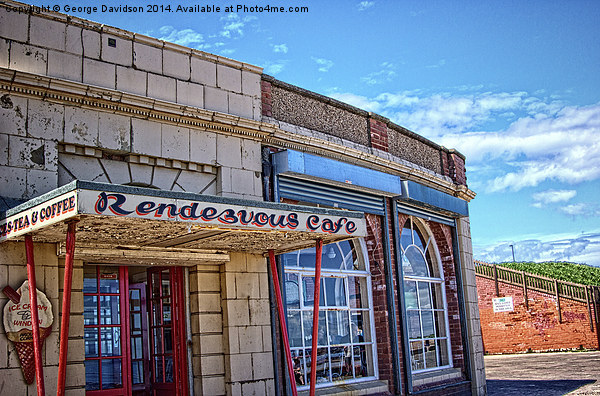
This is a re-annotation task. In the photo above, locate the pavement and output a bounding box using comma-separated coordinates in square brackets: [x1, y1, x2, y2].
[485, 351, 600, 395]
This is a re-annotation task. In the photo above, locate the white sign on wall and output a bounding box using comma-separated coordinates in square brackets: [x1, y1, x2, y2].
[492, 296, 514, 313]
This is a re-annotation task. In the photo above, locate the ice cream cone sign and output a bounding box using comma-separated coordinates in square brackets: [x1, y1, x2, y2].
[2, 281, 54, 384]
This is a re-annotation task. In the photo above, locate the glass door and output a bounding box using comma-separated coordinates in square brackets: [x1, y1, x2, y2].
[130, 283, 151, 395]
[147, 268, 188, 396]
[84, 266, 131, 395]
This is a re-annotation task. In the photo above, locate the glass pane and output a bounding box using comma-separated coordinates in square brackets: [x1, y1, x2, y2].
[99, 269, 119, 293]
[404, 246, 429, 277]
[410, 341, 425, 371]
[287, 311, 302, 348]
[322, 244, 343, 270]
[285, 273, 300, 309]
[161, 270, 171, 296]
[298, 247, 316, 268]
[154, 357, 164, 382]
[84, 359, 100, 391]
[302, 310, 327, 346]
[400, 222, 413, 249]
[165, 356, 174, 383]
[292, 349, 306, 386]
[339, 241, 360, 271]
[421, 310, 435, 339]
[163, 303, 172, 324]
[412, 228, 426, 251]
[164, 327, 173, 353]
[437, 339, 450, 366]
[152, 302, 162, 326]
[302, 277, 325, 308]
[83, 267, 98, 293]
[348, 277, 365, 309]
[102, 358, 122, 389]
[306, 348, 329, 385]
[130, 289, 141, 310]
[435, 311, 447, 338]
[353, 345, 368, 378]
[153, 328, 163, 354]
[431, 283, 444, 308]
[131, 312, 142, 331]
[100, 327, 121, 357]
[84, 296, 98, 325]
[404, 281, 418, 309]
[327, 310, 350, 344]
[424, 339, 438, 368]
[132, 360, 144, 385]
[407, 310, 422, 339]
[324, 277, 346, 307]
[100, 296, 121, 325]
[84, 328, 99, 357]
[131, 336, 143, 359]
[151, 272, 160, 297]
[350, 311, 371, 343]
[418, 282, 432, 309]
[330, 346, 346, 380]
[282, 251, 299, 268]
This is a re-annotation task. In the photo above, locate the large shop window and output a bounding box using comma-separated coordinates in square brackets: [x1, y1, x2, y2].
[282, 240, 377, 389]
[401, 218, 452, 373]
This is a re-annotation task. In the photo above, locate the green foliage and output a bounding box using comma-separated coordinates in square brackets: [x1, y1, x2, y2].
[497, 261, 600, 286]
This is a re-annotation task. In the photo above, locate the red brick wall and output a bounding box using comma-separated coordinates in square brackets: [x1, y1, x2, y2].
[448, 152, 466, 186]
[261, 80, 272, 117]
[369, 117, 389, 152]
[477, 276, 600, 354]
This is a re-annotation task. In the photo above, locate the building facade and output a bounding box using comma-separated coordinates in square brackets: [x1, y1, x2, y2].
[0, 1, 485, 395]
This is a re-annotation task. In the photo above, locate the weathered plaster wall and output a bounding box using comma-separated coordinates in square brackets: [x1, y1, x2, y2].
[0, 4, 262, 121]
[0, 241, 85, 395]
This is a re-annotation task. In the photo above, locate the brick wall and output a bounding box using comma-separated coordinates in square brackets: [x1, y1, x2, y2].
[476, 276, 600, 354]
[368, 117, 389, 152]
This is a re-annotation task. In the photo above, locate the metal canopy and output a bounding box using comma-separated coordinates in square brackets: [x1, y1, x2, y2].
[0, 181, 366, 258]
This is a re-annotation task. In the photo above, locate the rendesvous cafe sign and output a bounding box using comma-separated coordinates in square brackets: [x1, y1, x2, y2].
[0, 189, 366, 241]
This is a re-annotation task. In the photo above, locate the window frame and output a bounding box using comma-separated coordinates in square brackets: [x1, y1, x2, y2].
[400, 217, 453, 374]
[282, 239, 379, 390]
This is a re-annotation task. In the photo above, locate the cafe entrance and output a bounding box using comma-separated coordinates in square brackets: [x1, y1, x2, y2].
[83, 265, 188, 395]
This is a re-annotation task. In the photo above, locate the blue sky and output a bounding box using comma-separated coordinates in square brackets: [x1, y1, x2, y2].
[34, 0, 600, 265]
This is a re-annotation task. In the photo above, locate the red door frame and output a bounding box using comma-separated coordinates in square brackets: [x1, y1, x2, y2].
[129, 283, 152, 395]
[147, 267, 188, 396]
[85, 266, 132, 396]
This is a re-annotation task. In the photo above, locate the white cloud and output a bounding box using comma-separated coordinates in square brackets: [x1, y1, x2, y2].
[357, 1, 375, 11]
[273, 44, 288, 54]
[157, 26, 207, 48]
[219, 13, 256, 38]
[329, 87, 600, 192]
[474, 231, 600, 266]
[312, 57, 334, 72]
[532, 189, 577, 205]
[264, 61, 286, 75]
[329, 92, 382, 113]
[361, 62, 396, 85]
[220, 49, 236, 56]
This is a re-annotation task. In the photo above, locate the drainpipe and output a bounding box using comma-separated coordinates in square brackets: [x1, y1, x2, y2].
[451, 225, 473, 385]
[184, 267, 194, 395]
[382, 200, 402, 394]
[25, 235, 45, 396]
[391, 199, 413, 394]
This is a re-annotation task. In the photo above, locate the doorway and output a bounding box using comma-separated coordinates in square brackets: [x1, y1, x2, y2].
[83, 265, 188, 395]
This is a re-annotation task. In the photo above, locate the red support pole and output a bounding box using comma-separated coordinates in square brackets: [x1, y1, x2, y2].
[57, 221, 77, 396]
[268, 250, 298, 396]
[309, 239, 323, 396]
[25, 235, 45, 396]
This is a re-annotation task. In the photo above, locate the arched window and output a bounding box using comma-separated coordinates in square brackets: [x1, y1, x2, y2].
[401, 218, 451, 372]
[282, 240, 377, 388]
